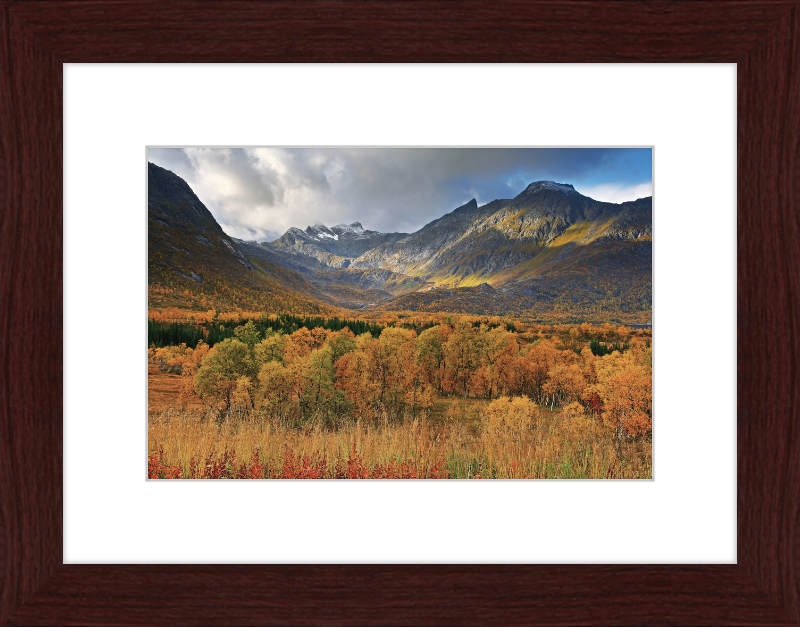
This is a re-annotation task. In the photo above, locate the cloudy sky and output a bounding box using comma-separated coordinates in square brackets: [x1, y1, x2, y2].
[148, 147, 652, 242]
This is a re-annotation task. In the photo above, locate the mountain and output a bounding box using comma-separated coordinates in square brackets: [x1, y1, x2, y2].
[148, 161, 254, 280]
[350, 198, 511, 277]
[344, 181, 651, 318]
[148, 162, 338, 315]
[271, 221, 408, 268]
[149, 163, 425, 313]
[149, 164, 651, 321]
[350, 182, 650, 287]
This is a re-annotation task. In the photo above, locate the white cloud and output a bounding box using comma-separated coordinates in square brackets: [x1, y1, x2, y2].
[576, 182, 653, 204]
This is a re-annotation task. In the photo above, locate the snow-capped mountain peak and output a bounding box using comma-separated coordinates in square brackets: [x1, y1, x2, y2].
[332, 222, 366, 236]
[306, 223, 339, 240]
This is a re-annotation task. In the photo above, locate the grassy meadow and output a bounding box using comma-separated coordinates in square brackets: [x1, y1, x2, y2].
[148, 370, 651, 480]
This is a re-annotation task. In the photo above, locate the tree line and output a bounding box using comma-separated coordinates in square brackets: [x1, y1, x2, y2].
[148, 314, 387, 349]
[149, 318, 652, 438]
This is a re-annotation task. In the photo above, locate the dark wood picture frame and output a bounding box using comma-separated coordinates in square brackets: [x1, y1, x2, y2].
[1, 1, 798, 624]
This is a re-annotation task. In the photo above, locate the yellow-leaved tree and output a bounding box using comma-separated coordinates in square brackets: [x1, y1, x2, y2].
[193, 338, 256, 414]
[593, 344, 652, 437]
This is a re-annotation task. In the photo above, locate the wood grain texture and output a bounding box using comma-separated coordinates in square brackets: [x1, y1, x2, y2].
[0, 0, 798, 624]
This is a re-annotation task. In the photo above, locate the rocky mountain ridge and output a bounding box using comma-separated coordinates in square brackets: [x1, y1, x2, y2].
[272, 221, 408, 267]
[347, 182, 651, 289]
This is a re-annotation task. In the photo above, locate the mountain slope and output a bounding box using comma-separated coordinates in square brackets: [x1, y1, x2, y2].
[350, 198, 511, 276]
[375, 237, 651, 318]
[351, 182, 651, 290]
[148, 162, 337, 315]
[232, 238, 328, 274]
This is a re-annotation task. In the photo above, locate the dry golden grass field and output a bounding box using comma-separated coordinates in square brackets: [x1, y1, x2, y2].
[148, 375, 651, 480]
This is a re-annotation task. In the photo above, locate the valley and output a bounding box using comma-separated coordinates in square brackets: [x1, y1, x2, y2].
[148, 162, 651, 324]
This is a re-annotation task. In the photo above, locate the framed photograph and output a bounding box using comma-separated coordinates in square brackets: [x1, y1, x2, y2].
[146, 146, 654, 481]
[2, 1, 798, 625]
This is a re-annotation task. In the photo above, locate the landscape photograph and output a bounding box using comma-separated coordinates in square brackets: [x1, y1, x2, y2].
[147, 147, 653, 479]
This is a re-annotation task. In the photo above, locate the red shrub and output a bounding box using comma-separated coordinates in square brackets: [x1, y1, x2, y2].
[148, 446, 182, 479]
[248, 446, 265, 479]
[151, 445, 449, 479]
[276, 446, 327, 479]
[587, 392, 604, 416]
